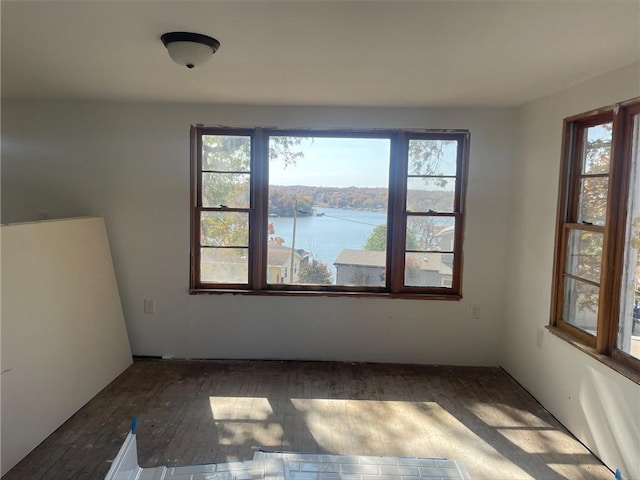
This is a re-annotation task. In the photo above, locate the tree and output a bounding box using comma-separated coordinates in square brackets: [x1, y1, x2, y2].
[269, 188, 314, 216]
[408, 139, 447, 183]
[406, 217, 442, 251]
[298, 259, 332, 284]
[363, 224, 387, 251]
[201, 135, 304, 248]
[363, 224, 420, 251]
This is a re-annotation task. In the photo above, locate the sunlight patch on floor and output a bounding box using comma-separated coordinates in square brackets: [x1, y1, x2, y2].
[210, 396, 274, 421]
[291, 398, 535, 480]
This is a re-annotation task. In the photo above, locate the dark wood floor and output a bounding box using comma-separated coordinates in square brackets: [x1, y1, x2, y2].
[4, 360, 611, 479]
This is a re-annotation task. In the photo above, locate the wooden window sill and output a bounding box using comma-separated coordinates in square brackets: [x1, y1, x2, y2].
[189, 288, 462, 301]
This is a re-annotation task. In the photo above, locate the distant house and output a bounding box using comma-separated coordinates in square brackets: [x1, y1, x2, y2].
[266, 244, 310, 284]
[334, 249, 387, 286]
[405, 252, 452, 288]
[334, 248, 451, 287]
[434, 226, 455, 268]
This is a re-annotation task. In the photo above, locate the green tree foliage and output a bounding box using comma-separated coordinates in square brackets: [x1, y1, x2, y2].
[363, 224, 421, 251]
[298, 259, 332, 284]
[363, 225, 387, 251]
[201, 212, 248, 247]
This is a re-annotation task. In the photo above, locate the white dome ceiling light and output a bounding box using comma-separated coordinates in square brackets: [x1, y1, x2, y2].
[161, 32, 220, 69]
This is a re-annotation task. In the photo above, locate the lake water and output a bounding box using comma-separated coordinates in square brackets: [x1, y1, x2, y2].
[269, 207, 387, 269]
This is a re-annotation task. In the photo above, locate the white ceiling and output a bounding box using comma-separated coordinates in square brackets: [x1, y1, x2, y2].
[1, 1, 638, 108]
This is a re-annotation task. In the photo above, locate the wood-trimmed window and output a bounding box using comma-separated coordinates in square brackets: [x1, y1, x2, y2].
[190, 127, 469, 298]
[552, 97, 640, 377]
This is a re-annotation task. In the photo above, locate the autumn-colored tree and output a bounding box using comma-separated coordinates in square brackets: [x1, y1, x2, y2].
[269, 189, 313, 216]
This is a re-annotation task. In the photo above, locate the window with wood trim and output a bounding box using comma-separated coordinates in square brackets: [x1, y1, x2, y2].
[191, 127, 469, 297]
[552, 98, 640, 375]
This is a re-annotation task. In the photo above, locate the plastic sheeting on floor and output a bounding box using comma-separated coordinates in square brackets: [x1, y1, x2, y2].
[105, 420, 471, 479]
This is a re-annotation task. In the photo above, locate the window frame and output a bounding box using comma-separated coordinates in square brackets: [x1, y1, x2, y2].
[190, 126, 470, 299]
[551, 97, 640, 379]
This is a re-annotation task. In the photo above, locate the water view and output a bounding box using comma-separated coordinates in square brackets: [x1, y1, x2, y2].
[269, 207, 387, 270]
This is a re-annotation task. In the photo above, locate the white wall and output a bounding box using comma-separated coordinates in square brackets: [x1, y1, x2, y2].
[1, 101, 516, 365]
[503, 62, 640, 479]
[1, 217, 133, 475]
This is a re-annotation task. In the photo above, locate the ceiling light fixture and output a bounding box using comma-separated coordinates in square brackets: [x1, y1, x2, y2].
[161, 32, 220, 69]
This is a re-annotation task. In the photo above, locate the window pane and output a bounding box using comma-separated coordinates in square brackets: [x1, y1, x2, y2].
[404, 252, 452, 288]
[267, 136, 390, 286]
[408, 140, 458, 176]
[201, 212, 248, 247]
[202, 135, 251, 172]
[578, 177, 608, 226]
[562, 277, 598, 336]
[406, 216, 455, 251]
[618, 114, 640, 360]
[564, 229, 602, 284]
[202, 172, 250, 208]
[201, 247, 248, 284]
[582, 123, 612, 174]
[406, 177, 455, 212]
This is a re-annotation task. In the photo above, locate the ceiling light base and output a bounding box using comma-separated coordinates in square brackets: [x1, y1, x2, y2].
[161, 32, 220, 69]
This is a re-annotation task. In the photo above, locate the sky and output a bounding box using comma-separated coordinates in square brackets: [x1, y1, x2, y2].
[268, 137, 391, 188]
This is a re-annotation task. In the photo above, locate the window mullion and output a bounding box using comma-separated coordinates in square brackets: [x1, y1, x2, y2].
[191, 127, 202, 289]
[388, 132, 407, 292]
[250, 129, 268, 290]
[600, 105, 632, 354]
[567, 126, 585, 224]
[452, 133, 469, 293]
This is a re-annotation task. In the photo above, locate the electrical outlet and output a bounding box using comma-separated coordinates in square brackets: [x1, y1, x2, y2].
[471, 304, 481, 319]
[144, 298, 156, 314]
[536, 328, 544, 348]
